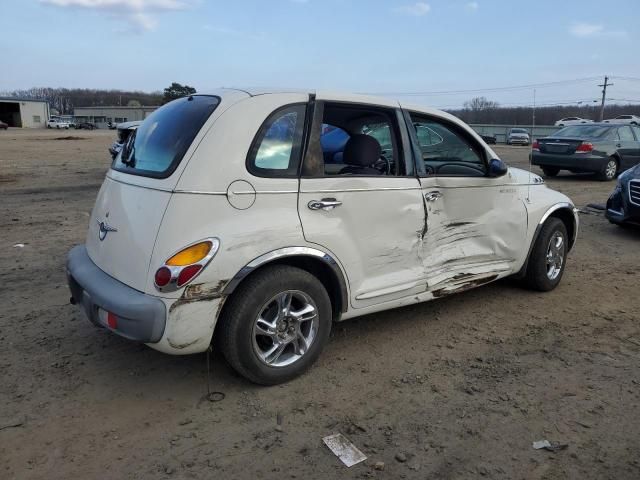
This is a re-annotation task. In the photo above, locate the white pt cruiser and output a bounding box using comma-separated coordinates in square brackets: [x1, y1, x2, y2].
[67, 89, 578, 384]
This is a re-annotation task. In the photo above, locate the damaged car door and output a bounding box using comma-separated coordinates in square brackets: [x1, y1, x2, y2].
[405, 111, 528, 292]
[298, 99, 426, 309]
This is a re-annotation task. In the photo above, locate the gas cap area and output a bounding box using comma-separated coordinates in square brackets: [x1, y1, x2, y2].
[226, 180, 256, 210]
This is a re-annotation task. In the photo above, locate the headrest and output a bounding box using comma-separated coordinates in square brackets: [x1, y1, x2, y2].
[342, 134, 381, 166]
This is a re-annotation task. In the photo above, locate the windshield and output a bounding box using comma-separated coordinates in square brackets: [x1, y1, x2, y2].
[511, 129, 528, 134]
[112, 95, 220, 178]
[553, 125, 613, 139]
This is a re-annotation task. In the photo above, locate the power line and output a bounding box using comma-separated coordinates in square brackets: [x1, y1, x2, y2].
[611, 76, 640, 82]
[365, 76, 603, 96]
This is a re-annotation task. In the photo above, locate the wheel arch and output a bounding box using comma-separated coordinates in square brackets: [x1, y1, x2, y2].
[222, 247, 349, 321]
[516, 202, 579, 278]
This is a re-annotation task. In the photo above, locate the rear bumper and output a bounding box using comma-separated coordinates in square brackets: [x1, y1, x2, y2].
[66, 245, 166, 343]
[531, 152, 606, 172]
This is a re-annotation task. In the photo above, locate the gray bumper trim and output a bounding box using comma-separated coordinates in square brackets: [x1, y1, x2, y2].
[66, 245, 166, 343]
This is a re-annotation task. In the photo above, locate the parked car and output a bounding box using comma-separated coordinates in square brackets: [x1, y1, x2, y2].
[606, 163, 640, 226]
[66, 89, 578, 385]
[0, 120, 8, 130]
[480, 134, 497, 144]
[108, 120, 141, 159]
[554, 117, 593, 127]
[47, 119, 70, 129]
[75, 122, 98, 130]
[531, 123, 640, 181]
[506, 128, 530, 145]
[603, 114, 640, 125]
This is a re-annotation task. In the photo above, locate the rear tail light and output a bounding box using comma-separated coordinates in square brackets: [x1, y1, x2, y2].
[532, 141, 540, 151]
[154, 238, 220, 292]
[177, 264, 203, 287]
[154, 266, 172, 287]
[575, 142, 594, 153]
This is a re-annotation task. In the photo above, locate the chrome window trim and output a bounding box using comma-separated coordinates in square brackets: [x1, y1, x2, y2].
[223, 246, 349, 313]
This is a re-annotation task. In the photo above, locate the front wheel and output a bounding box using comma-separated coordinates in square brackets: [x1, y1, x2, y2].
[598, 158, 618, 181]
[524, 217, 568, 292]
[219, 265, 332, 385]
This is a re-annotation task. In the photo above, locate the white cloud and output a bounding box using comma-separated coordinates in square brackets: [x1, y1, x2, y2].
[466, 1, 479, 11]
[40, 0, 192, 32]
[569, 22, 627, 38]
[395, 2, 431, 16]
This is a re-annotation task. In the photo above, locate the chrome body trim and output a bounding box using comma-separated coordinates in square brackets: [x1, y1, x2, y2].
[300, 186, 423, 193]
[173, 189, 227, 195]
[516, 202, 579, 279]
[629, 179, 640, 207]
[223, 246, 349, 313]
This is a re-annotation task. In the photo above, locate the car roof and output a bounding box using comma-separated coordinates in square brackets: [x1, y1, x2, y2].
[203, 87, 404, 108]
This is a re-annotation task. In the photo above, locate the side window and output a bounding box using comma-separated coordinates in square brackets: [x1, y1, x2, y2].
[618, 126, 635, 142]
[247, 104, 306, 177]
[631, 125, 640, 141]
[317, 104, 403, 177]
[409, 114, 486, 177]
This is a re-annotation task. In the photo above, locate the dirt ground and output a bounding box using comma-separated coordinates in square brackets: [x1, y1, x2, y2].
[1, 128, 639, 480]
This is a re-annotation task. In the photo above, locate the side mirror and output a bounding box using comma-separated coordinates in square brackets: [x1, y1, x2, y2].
[488, 158, 508, 177]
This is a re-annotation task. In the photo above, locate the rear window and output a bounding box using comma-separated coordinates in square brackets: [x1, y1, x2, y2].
[554, 125, 613, 139]
[113, 95, 220, 178]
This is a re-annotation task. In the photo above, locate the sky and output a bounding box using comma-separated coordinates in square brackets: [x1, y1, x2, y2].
[1, 0, 639, 109]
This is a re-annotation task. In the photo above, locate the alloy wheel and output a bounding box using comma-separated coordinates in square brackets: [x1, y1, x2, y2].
[251, 290, 319, 367]
[545, 231, 565, 280]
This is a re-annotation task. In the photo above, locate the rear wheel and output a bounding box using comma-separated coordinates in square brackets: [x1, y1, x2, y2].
[219, 265, 332, 385]
[598, 157, 618, 181]
[542, 167, 560, 177]
[525, 218, 568, 292]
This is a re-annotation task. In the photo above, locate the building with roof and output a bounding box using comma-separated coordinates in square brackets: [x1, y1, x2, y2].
[0, 97, 50, 128]
[73, 105, 158, 128]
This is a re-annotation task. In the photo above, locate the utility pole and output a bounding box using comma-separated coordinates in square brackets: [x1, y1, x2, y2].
[598, 76, 613, 121]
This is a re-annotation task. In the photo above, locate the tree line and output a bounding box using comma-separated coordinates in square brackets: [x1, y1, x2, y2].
[0, 83, 196, 115]
[448, 96, 640, 125]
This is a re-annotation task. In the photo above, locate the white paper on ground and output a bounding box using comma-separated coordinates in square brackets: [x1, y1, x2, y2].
[533, 440, 552, 450]
[322, 433, 367, 467]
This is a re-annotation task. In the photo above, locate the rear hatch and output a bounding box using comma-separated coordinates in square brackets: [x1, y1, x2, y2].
[538, 138, 584, 155]
[85, 95, 224, 293]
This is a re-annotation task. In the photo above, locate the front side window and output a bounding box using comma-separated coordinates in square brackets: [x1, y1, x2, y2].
[113, 95, 219, 178]
[410, 114, 485, 177]
[247, 104, 306, 177]
[631, 125, 640, 141]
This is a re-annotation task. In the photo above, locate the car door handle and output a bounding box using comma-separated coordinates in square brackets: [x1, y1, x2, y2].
[308, 198, 342, 211]
[424, 191, 442, 202]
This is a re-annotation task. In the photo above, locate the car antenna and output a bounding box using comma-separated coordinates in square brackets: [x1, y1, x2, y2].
[527, 88, 536, 204]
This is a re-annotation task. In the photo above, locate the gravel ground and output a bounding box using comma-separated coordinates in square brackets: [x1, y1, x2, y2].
[1, 129, 639, 479]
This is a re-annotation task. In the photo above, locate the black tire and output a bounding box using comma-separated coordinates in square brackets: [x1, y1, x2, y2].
[542, 167, 560, 177]
[597, 157, 618, 181]
[219, 265, 332, 385]
[524, 217, 568, 292]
